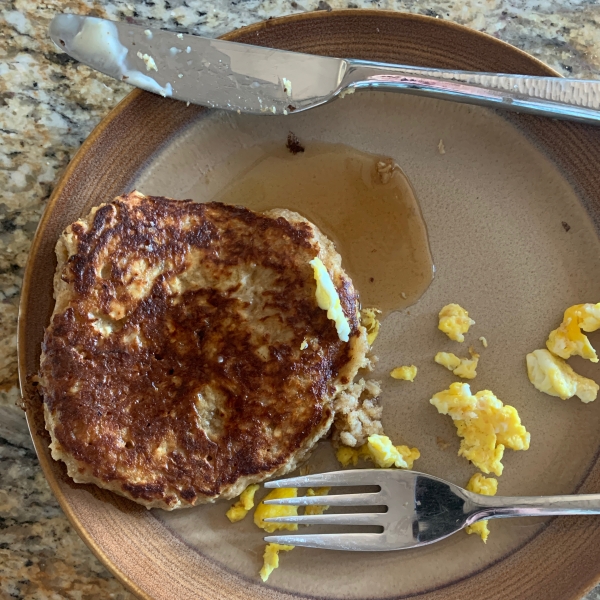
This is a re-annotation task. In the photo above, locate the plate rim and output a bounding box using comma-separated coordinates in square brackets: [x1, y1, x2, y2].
[17, 9, 600, 600]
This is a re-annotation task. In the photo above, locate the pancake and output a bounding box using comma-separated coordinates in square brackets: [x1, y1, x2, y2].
[40, 191, 372, 509]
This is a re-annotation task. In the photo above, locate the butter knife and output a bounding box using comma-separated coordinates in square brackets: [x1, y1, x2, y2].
[49, 14, 600, 124]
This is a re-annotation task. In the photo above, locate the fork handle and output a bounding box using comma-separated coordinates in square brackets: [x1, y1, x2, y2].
[343, 60, 600, 125]
[470, 493, 600, 521]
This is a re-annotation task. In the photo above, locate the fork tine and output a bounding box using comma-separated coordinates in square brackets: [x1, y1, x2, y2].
[265, 469, 384, 488]
[264, 513, 386, 526]
[264, 532, 384, 551]
[263, 492, 382, 507]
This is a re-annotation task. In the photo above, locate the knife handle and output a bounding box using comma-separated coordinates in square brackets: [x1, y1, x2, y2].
[343, 60, 600, 125]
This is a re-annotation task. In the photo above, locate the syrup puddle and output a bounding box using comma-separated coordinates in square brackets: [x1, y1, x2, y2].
[208, 139, 434, 315]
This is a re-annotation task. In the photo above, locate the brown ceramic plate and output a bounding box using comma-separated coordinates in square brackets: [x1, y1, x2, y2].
[18, 10, 600, 600]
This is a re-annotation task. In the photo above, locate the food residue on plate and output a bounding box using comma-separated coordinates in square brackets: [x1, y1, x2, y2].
[286, 131, 305, 154]
[434, 348, 479, 379]
[430, 382, 530, 476]
[465, 473, 498, 543]
[390, 365, 418, 381]
[479, 336, 488, 348]
[438, 303, 475, 342]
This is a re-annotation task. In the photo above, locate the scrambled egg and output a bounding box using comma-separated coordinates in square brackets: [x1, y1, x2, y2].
[438, 303, 475, 342]
[336, 434, 420, 469]
[255, 487, 332, 581]
[546, 303, 600, 363]
[390, 365, 418, 382]
[361, 308, 381, 346]
[479, 336, 488, 348]
[226, 484, 259, 522]
[309, 257, 350, 342]
[260, 544, 294, 582]
[465, 473, 498, 543]
[304, 487, 331, 515]
[526, 348, 598, 403]
[434, 348, 479, 379]
[430, 382, 530, 476]
[254, 488, 298, 533]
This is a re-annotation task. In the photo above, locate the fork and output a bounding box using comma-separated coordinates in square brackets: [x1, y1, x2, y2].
[262, 469, 600, 550]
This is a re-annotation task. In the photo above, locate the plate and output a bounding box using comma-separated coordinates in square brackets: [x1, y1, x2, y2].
[18, 10, 600, 600]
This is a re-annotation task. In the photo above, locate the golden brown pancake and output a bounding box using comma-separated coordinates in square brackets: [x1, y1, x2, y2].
[40, 191, 370, 509]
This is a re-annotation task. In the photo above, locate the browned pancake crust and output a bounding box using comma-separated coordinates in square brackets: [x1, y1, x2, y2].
[40, 193, 364, 509]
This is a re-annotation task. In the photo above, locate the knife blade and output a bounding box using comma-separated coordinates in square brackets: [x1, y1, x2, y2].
[49, 13, 600, 124]
[49, 14, 347, 115]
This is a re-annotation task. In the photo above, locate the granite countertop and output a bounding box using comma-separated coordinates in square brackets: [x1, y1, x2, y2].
[2, 0, 600, 598]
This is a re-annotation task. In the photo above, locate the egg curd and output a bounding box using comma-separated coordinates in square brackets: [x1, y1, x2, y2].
[304, 487, 331, 516]
[430, 382, 530, 476]
[336, 434, 420, 469]
[438, 303, 475, 343]
[390, 365, 418, 382]
[465, 473, 498, 543]
[310, 257, 350, 342]
[226, 484, 260, 522]
[434, 348, 479, 379]
[260, 544, 294, 582]
[254, 486, 333, 581]
[546, 303, 600, 363]
[254, 488, 299, 534]
[361, 308, 381, 346]
[526, 348, 598, 403]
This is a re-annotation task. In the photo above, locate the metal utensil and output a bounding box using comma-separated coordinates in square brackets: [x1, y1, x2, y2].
[49, 14, 600, 124]
[261, 469, 600, 550]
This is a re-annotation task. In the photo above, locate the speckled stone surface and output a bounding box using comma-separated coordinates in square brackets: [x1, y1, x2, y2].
[1, 0, 600, 598]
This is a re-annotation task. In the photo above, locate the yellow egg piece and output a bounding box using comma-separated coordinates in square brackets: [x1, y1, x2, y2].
[336, 435, 420, 470]
[438, 303, 475, 343]
[304, 487, 331, 516]
[226, 484, 260, 523]
[390, 365, 418, 382]
[336, 446, 361, 467]
[309, 256, 350, 342]
[546, 303, 600, 363]
[361, 307, 381, 346]
[430, 382, 530, 476]
[254, 488, 299, 533]
[465, 473, 498, 543]
[434, 348, 479, 379]
[526, 348, 598, 403]
[259, 543, 294, 582]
